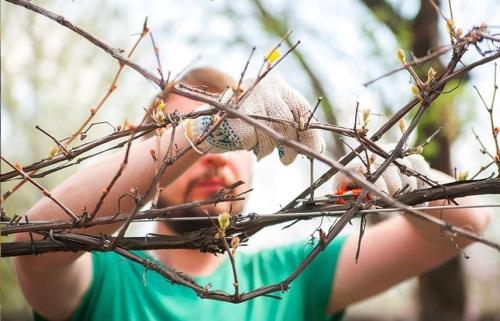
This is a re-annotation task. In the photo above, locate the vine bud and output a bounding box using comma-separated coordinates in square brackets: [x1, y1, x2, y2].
[398, 118, 407, 134]
[427, 67, 437, 83]
[218, 212, 231, 232]
[362, 108, 370, 129]
[48, 146, 60, 158]
[396, 48, 406, 64]
[457, 171, 469, 181]
[265, 48, 281, 67]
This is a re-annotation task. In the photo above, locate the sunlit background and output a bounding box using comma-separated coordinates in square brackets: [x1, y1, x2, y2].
[1, 1, 499, 320]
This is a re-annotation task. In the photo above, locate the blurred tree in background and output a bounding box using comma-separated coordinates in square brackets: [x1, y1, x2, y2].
[220, 1, 497, 320]
[358, 1, 464, 320]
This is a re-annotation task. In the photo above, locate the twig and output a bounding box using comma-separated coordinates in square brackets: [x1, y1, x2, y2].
[1, 170, 37, 203]
[0, 157, 79, 221]
[283, 30, 487, 211]
[471, 127, 495, 160]
[171, 82, 490, 253]
[2, 195, 246, 235]
[309, 157, 314, 202]
[305, 97, 322, 129]
[5, 203, 499, 232]
[0, 109, 216, 181]
[363, 46, 450, 86]
[470, 161, 496, 180]
[63, 18, 149, 149]
[235, 47, 256, 104]
[5, 0, 162, 87]
[2, 178, 500, 255]
[149, 29, 165, 87]
[2, 124, 71, 204]
[35, 126, 70, 157]
[110, 91, 239, 248]
[4, 0, 500, 304]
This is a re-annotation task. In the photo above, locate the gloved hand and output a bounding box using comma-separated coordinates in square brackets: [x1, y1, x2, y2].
[185, 75, 325, 165]
[332, 144, 430, 201]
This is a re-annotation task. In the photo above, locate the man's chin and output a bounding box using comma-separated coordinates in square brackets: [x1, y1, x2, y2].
[162, 205, 214, 235]
[199, 203, 230, 217]
[158, 193, 243, 234]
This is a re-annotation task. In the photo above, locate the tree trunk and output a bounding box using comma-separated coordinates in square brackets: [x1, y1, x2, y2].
[412, 1, 466, 321]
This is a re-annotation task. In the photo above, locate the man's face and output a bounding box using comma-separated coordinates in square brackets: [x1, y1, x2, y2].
[157, 94, 252, 233]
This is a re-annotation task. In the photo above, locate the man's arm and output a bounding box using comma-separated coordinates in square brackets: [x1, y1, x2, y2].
[15, 124, 201, 321]
[13, 75, 328, 320]
[327, 170, 491, 314]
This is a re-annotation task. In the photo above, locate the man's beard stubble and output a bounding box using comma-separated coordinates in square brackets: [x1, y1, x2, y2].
[157, 167, 243, 234]
[157, 187, 233, 234]
[157, 201, 216, 234]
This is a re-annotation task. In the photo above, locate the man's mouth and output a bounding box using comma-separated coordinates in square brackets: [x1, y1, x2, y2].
[192, 177, 227, 194]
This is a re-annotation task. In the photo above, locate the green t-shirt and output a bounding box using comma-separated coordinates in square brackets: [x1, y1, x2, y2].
[36, 235, 347, 321]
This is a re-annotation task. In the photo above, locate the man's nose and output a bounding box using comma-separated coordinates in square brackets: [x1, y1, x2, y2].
[200, 153, 229, 168]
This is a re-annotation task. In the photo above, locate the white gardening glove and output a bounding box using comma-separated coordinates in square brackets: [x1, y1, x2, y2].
[332, 144, 430, 201]
[185, 75, 325, 165]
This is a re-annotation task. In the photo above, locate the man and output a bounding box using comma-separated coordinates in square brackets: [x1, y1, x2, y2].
[15, 68, 490, 321]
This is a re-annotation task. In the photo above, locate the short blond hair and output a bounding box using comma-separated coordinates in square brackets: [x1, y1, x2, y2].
[154, 67, 236, 103]
[178, 67, 236, 94]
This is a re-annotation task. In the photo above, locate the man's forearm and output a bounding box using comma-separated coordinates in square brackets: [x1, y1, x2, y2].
[15, 125, 201, 264]
[404, 197, 491, 249]
[405, 169, 491, 247]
